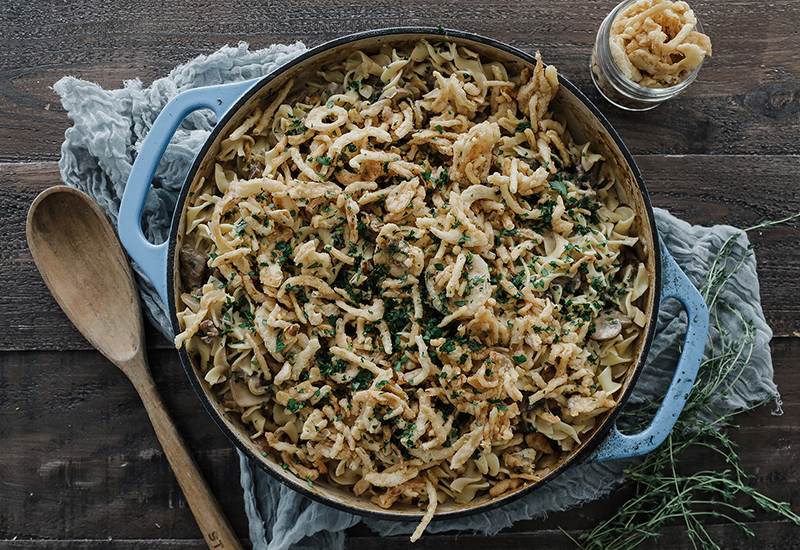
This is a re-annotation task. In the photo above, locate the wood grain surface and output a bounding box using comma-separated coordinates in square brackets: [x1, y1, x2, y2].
[1, 0, 799, 548]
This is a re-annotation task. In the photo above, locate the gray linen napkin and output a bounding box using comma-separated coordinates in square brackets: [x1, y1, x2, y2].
[54, 42, 779, 550]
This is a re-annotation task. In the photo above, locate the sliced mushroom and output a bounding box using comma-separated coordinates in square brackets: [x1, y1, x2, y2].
[248, 160, 265, 179]
[179, 247, 209, 289]
[590, 310, 633, 341]
[550, 274, 581, 294]
[229, 371, 271, 408]
[611, 310, 633, 328]
[245, 371, 270, 396]
[199, 319, 219, 344]
[209, 266, 225, 283]
[519, 390, 537, 412]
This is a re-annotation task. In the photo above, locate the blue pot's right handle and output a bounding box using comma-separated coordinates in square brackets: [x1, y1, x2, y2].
[585, 237, 710, 462]
[118, 78, 260, 306]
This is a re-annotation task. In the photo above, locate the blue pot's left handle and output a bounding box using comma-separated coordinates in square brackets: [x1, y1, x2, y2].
[118, 78, 260, 306]
[585, 237, 710, 462]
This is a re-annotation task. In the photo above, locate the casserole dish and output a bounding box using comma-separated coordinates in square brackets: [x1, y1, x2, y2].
[117, 28, 709, 522]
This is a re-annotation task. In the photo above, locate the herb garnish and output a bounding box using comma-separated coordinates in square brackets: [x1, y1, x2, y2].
[571, 213, 800, 550]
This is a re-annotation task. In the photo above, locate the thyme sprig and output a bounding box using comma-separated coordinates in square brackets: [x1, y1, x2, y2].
[572, 212, 800, 550]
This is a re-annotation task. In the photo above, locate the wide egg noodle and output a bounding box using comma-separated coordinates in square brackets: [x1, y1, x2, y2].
[173, 39, 650, 539]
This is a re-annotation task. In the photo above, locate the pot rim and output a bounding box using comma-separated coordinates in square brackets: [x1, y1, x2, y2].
[167, 26, 662, 522]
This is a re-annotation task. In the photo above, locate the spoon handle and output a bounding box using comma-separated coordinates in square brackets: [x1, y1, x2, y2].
[125, 355, 243, 550]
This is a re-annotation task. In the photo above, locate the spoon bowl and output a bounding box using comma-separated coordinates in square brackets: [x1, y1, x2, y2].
[26, 185, 242, 550]
[27, 186, 143, 367]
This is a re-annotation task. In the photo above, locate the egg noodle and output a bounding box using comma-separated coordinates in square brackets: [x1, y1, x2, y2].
[174, 40, 649, 540]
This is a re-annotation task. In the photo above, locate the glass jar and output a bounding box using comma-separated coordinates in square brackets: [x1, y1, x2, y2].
[590, 0, 706, 111]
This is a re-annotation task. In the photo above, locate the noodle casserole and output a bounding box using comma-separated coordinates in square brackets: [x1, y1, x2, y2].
[172, 36, 654, 538]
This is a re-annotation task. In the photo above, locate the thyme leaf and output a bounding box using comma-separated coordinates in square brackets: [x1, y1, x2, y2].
[571, 212, 800, 550]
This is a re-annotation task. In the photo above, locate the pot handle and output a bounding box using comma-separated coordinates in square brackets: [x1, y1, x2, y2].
[118, 78, 260, 306]
[586, 238, 709, 462]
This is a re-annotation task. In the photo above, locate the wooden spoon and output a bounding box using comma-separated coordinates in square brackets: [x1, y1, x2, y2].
[26, 186, 242, 550]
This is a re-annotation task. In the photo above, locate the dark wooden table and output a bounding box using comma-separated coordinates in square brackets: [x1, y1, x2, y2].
[2, 1, 799, 548]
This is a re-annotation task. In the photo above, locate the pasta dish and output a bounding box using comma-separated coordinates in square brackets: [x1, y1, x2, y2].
[174, 39, 648, 539]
